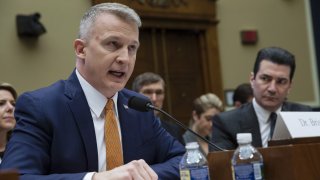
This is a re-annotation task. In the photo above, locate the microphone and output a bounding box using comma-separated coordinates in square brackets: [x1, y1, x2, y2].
[128, 96, 225, 151]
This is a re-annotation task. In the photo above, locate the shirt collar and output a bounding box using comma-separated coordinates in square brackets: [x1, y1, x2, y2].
[76, 69, 118, 118]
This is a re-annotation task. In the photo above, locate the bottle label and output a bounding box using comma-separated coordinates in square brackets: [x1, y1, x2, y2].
[180, 166, 210, 180]
[232, 162, 263, 180]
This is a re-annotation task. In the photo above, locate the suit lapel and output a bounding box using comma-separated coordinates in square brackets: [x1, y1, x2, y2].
[65, 71, 98, 171]
[239, 103, 263, 147]
[117, 91, 141, 163]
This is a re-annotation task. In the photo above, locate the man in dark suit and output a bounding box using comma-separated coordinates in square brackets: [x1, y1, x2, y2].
[211, 47, 312, 150]
[0, 3, 185, 180]
[132, 72, 184, 144]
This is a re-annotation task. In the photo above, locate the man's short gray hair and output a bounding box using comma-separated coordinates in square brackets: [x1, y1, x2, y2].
[132, 72, 165, 92]
[78, 2, 141, 40]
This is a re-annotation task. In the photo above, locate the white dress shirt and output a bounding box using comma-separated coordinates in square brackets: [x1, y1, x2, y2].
[76, 70, 122, 179]
[252, 98, 280, 147]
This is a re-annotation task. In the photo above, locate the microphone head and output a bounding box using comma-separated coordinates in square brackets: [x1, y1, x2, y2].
[128, 96, 152, 112]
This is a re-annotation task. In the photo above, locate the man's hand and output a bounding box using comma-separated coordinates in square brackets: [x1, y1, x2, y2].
[92, 159, 158, 180]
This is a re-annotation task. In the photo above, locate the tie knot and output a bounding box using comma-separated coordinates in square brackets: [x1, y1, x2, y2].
[106, 99, 114, 110]
[269, 112, 277, 121]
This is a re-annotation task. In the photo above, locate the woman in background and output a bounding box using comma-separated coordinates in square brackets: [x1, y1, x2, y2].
[0, 83, 17, 163]
[183, 93, 223, 155]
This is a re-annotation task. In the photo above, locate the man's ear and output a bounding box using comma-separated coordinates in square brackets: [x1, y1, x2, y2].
[287, 80, 293, 95]
[249, 72, 254, 88]
[192, 110, 199, 122]
[74, 39, 86, 59]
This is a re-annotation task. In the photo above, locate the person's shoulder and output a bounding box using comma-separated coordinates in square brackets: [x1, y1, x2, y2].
[24, 71, 79, 98]
[120, 88, 148, 99]
[283, 101, 313, 111]
[15, 79, 68, 112]
[21, 79, 66, 99]
[217, 103, 253, 119]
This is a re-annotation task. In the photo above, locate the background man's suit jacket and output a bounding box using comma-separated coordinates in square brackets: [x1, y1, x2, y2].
[211, 102, 312, 150]
[0, 71, 185, 180]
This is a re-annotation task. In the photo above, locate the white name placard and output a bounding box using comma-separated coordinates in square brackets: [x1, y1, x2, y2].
[272, 112, 320, 140]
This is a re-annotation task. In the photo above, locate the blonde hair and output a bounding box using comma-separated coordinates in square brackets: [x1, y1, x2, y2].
[193, 93, 223, 116]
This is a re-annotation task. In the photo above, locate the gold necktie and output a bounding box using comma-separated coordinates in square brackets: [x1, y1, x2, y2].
[105, 99, 123, 170]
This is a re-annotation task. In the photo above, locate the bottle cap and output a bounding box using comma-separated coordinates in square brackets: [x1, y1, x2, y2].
[185, 142, 199, 149]
[236, 133, 252, 144]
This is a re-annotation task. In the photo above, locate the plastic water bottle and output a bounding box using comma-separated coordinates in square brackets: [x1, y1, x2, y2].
[231, 133, 264, 180]
[179, 142, 210, 180]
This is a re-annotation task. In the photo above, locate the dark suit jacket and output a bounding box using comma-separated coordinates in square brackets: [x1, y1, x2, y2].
[211, 102, 312, 150]
[159, 118, 185, 145]
[0, 71, 185, 180]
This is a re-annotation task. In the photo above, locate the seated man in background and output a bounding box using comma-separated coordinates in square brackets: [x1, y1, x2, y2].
[211, 47, 312, 150]
[132, 72, 184, 144]
[233, 83, 253, 108]
[0, 3, 185, 179]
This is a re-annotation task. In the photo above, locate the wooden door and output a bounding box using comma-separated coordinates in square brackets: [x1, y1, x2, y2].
[127, 28, 206, 125]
